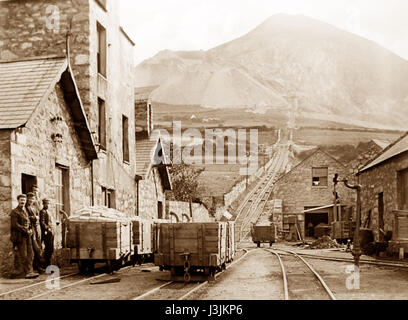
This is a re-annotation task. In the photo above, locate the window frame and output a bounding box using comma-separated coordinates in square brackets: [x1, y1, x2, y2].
[97, 22, 107, 77]
[312, 167, 328, 187]
[122, 114, 129, 163]
[98, 98, 106, 151]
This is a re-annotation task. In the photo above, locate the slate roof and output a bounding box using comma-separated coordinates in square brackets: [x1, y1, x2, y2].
[0, 57, 67, 129]
[135, 137, 172, 190]
[359, 132, 408, 173]
[0, 56, 97, 160]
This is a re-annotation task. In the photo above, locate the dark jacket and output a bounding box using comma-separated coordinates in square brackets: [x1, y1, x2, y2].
[10, 206, 31, 244]
[40, 209, 53, 238]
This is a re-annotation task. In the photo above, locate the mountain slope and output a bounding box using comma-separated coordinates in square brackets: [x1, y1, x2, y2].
[135, 14, 408, 129]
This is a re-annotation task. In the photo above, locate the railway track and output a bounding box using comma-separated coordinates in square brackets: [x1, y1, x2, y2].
[132, 249, 250, 300]
[265, 248, 336, 300]
[0, 265, 133, 300]
[234, 145, 289, 243]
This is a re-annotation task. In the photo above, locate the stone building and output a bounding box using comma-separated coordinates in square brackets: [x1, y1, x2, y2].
[0, 0, 138, 215]
[0, 57, 97, 275]
[135, 87, 172, 220]
[358, 132, 408, 242]
[272, 149, 353, 240]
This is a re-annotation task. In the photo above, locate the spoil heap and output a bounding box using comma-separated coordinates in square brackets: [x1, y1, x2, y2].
[309, 236, 341, 249]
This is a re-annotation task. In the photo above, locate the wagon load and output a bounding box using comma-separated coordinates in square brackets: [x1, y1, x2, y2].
[66, 206, 133, 272]
[154, 222, 233, 281]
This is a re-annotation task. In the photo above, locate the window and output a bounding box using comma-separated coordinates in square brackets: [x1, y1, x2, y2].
[398, 168, 408, 210]
[158, 201, 163, 219]
[122, 115, 129, 163]
[97, 22, 106, 77]
[54, 165, 70, 219]
[102, 187, 115, 208]
[98, 98, 106, 150]
[312, 167, 328, 186]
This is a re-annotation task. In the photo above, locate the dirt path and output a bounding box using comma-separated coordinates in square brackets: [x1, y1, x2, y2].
[188, 249, 283, 300]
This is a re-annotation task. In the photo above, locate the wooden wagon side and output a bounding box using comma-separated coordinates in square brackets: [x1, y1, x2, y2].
[66, 218, 133, 273]
[251, 224, 276, 247]
[154, 222, 228, 280]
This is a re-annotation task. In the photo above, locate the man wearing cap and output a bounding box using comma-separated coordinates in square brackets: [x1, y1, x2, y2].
[10, 194, 38, 279]
[40, 198, 54, 267]
[26, 192, 44, 273]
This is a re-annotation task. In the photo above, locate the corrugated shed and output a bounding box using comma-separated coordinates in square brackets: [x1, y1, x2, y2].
[0, 57, 67, 129]
[360, 133, 408, 173]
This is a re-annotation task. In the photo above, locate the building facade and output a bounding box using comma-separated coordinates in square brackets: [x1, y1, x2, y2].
[272, 149, 353, 240]
[0, 57, 97, 275]
[0, 0, 138, 215]
[358, 133, 408, 242]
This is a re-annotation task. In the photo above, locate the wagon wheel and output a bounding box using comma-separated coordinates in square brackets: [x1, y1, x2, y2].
[257, 242, 260, 248]
[88, 261, 95, 274]
[106, 260, 114, 274]
[204, 267, 210, 276]
[221, 263, 226, 271]
[78, 260, 88, 274]
[184, 272, 191, 283]
[209, 267, 216, 281]
[269, 242, 273, 247]
[170, 267, 177, 277]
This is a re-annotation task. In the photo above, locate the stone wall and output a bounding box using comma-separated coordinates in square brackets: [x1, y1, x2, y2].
[0, 0, 92, 122]
[138, 167, 166, 220]
[359, 152, 408, 241]
[272, 150, 353, 238]
[0, 130, 12, 275]
[167, 201, 213, 223]
[0, 83, 92, 275]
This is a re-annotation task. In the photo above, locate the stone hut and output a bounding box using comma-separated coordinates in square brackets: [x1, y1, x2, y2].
[358, 132, 408, 243]
[0, 56, 97, 275]
[272, 149, 353, 240]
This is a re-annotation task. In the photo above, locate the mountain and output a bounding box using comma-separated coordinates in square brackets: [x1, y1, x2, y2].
[135, 14, 408, 129]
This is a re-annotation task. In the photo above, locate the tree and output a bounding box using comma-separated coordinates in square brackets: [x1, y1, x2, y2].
[168, 164, 204, 217]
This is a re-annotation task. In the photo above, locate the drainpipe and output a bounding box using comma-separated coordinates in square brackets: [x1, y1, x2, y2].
[91, 159, 94, 206]
[135, 175, 143, 216]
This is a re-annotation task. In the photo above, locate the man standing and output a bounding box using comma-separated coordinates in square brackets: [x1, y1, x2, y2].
[10, 194, 38, 279]
[40, 199, 54, 267]
[26, 192, 44, 273]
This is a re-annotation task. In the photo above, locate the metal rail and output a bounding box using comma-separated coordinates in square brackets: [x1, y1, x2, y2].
[131, 249, 250, 301]
[238, 147, 288, 241]
[268, 250, 289, 300]
[271, 249, 336, 300]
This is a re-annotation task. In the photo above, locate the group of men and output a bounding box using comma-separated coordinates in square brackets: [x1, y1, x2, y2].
[10, 187, 55, 279]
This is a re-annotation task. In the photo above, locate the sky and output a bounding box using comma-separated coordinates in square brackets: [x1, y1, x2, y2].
[119, 0, 408, 65]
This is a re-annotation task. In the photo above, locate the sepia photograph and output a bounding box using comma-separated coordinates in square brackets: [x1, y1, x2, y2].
[0, 0, 408, 310]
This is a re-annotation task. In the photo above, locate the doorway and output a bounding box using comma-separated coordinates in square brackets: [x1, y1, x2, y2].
[305, 212, 329, 237]
[21, 174, 37, 195]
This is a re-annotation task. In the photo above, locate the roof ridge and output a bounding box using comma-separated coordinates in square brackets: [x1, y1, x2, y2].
[359, 131, 408, 173]
[0, 55, 66, 64]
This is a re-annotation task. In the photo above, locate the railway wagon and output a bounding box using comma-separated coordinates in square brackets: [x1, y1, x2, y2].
[130, 217, 152, 265]
[154, 222, 233, 281]
[226, 221, 235, 262]
[331, 221, 356, 243]
[66, 208, 134, 273]
[251, 224, 276, 247]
